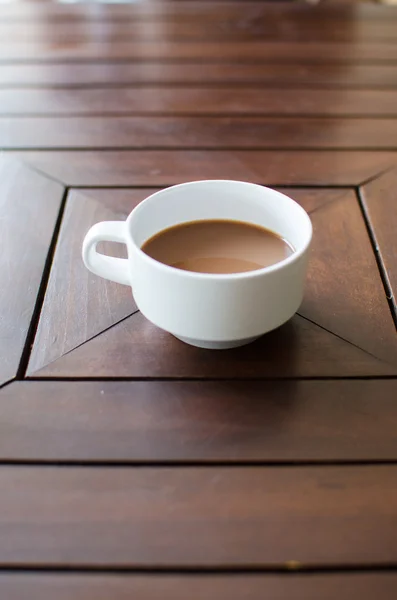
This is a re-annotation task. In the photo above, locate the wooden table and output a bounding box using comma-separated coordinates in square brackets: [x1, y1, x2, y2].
[1, 1, 397, 597]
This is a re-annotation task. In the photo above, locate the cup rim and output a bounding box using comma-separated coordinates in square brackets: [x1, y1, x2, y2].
[126, 180, 313, 280]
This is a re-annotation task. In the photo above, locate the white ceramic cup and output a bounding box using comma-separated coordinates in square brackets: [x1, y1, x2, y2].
[82, 180, 312, 349]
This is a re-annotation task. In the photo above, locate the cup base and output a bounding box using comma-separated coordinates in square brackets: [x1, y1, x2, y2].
[174, 335, 261, 350]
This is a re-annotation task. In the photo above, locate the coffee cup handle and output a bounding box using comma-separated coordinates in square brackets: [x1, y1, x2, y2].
[82, 221, 131, 286]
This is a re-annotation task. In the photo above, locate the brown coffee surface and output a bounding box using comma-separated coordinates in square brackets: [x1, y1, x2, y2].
[141, 219, 294, 274]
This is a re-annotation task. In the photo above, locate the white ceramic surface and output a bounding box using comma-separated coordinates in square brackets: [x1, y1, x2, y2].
[82, 180, 312, 349]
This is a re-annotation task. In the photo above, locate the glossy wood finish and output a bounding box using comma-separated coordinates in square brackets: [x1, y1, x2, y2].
[2, 380, 397, 462]
[34, 311, 397, 379]
[29, 187, 338, 372]
[361, 168, 397, 319]
[3, 18, 397, 43]
[299, 191, 397, 364]
[1, 0, 397, 594]
[0, 465, 396, 567]
[3, 88, 397, 117]
[4, 116, 397, 150]
[0, 157, 63, 386]
[1, 2, 397, 21]
[2, 1, 397, 41]
[28, 188, 397, 378]
[4, 40, 397, 63]
[2, 573, 397, 600]
[3, 63, 397, 88]
[1, 573, 397, 600]
[28, 190, 137, 375]
[14, 150, 397, 186]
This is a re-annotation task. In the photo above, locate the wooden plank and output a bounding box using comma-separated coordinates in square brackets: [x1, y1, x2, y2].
[62, 188, 163, 219]
[1, 2, 294, 23]
[35, 312, 396, 379]
[28, 187, 395, 376]
[3, 116, 397, 150]
[361, 168, 397, 319]
[2, 41, 397, 63]
[29, 191, 393, 374]
[28, 190, 138, 375]
[1, 573, 397, 600]
[0, 157, 63, 386]
[14, 150, 397, 186]
[3, 88, 397, 117]
[0, 41, 397, 65]
[1, 2, 397, 23]
[29, 183, 395, 380]
[0, 465, 396, 566]
[299, 191, 397, 365]
[3, 63, 397, 89]
[26, 188, 349, 374]
[2, 380, 397, 462]
[2, 18, 397, 43]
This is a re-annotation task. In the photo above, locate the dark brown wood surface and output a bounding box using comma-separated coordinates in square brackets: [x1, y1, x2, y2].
[13, 150, 397, 186]
[3, 40, 397, 62]
[4, 116, 397, 150]
[3, 19, 397, 43]
[3, 63, 397, 88]
[1, 1, 396, 21]
[3, 88, 397, 117]
[33, 311, 397, 379]
[28, 190, 137, 375]
[26, 187, 397, 376]
[1, 0, 397, 597]
[0, 157, 63, 386]
[3, 573, 397, 600]
[1, 573, 397, 600]
[0, 465, 396, 567]
[2, 380, 397, 462]
[361, 168, 397, 320]
[299, 191, 397, 364]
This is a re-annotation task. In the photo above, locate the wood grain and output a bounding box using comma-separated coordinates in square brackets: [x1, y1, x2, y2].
[15, 150, 397, 187]
[2, 380, 397, 462]
[300, 191, 397, 364]
[0, 465, 396, 567]
[0, 157, 63, 386]
[34, 312, 396, 379]
[5, 117, 397, 150]
[2, 18, 397, 43]
[28, 190, 138, 375]
[3, 88, 397, 117]
[65, 188, 163, 217]
[3, 41, 397, 63]
[1, 2, 396, 22]
[1, 573, 397, 600]
[3, 63, 397, 88]
[361, 168, 397, 318]
[27, 187, 371, 375]
[2, 2, 315, 23]
[1, 0, 397, 585]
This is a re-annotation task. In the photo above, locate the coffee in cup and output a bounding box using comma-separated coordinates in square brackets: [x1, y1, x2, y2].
[141, 219, 294, 275]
